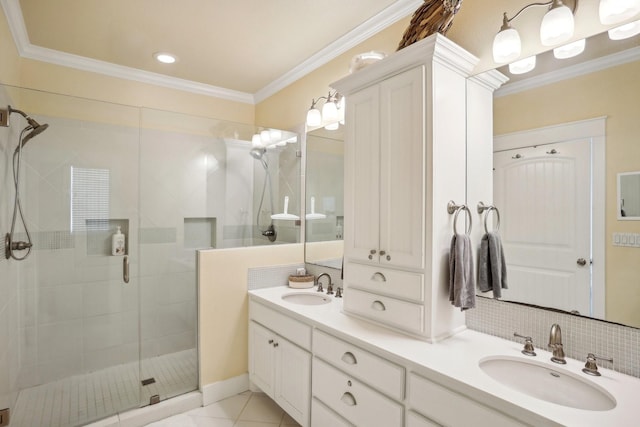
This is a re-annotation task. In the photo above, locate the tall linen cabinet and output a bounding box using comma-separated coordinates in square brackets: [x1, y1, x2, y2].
[332, 34, 503, 342]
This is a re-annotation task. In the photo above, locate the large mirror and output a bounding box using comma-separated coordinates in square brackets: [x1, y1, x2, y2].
[304, 126, 344, 268]
[618, 171, 640, 219]
[487, 30, 640, 328]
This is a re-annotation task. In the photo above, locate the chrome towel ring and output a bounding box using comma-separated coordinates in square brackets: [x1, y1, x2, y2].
[477, 201, 501, 234]
[447, 200, 472, 235]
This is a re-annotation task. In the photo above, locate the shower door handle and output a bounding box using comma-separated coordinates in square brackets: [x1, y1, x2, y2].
[123, 255, 130, 284]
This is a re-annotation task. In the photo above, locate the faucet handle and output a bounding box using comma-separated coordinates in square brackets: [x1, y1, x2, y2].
[316, 281, 324, 292]
[582, 353, 613, 376]
[513, 333, 536, 356]
[335, 287, 342, 298]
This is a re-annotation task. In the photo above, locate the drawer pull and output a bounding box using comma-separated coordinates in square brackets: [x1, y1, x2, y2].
[341, 351, 358, 365]
[371, 300, 386, 311]
[371, 272, 387, 282]
[341, 391, 357, 407]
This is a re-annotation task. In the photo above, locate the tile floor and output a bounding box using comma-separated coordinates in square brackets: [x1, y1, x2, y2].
[146, 391, 301, 427]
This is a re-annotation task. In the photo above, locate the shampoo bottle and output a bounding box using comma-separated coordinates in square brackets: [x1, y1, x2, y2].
[112, 226, 125, 256]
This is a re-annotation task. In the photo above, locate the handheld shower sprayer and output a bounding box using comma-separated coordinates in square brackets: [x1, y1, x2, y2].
[4, 106, 50, 260]
[250, 147, 277, 242]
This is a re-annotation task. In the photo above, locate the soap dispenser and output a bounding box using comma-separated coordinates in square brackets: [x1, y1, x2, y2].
[112, 226, 125, 256]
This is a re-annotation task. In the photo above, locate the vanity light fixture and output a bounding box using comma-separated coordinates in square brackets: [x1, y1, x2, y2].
[553, 38, 586, 58]
[153, 52, 177, 64]
[509, 56, 537, 74]
[492, 0, 578, 64]
[599, 0, 640, 25]
[306, 90, 343, 130]
[608, 19, 640, 40]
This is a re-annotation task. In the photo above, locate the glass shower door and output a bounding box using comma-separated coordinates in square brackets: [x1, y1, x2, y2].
[8, 88, 144, 426]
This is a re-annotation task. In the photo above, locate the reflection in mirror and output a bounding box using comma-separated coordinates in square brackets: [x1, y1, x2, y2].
[618, 172, 640, 219]
[490, 30, 640, 328]
[304, 126, 344, 268]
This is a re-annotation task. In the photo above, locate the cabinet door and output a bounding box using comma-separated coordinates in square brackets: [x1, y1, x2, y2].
[344, 84, 381, 264]
[379, 66, 425, 269]
[249, 321, 275, 396]
[275, 338, 311, 426]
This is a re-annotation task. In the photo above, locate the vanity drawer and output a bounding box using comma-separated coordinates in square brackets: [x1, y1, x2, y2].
[343, 288, 424, 335]
[345, 263, 424, 302]
[249, 300, 311, 350]
[408, 373, 526, 427]
[313, 358, 403, 427]
[313, 329, 404, 401]
[311, 397, 353, 427]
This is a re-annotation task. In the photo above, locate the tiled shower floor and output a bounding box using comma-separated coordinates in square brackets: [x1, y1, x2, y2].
[11, 348, 197, 427]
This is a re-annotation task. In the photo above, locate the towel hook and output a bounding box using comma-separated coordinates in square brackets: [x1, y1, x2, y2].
[447, 200, 472, 235]
[477, 202, 501, 233]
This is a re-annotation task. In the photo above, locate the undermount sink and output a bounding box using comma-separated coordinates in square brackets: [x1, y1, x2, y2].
[281, 292, 331, 306]
[479, 356, 616, 411]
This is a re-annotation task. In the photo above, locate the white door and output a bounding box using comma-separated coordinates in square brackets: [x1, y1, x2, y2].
[493, 139, 591, 315]
[275, 338, 311, 426]
[379, 66, 425, 270]
[344, 84, 381, 264]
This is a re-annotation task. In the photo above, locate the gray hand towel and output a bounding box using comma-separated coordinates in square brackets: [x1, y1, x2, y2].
[478, 231, 508, 298]
[449, 233, 476, 311]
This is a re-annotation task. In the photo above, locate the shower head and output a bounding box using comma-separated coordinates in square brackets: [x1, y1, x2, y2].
[250, 147, 266, 160]
[8, 105, 49, 151]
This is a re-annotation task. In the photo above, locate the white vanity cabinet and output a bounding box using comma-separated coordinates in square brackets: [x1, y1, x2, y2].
[333, 34, 481, 342]
[311, 329, 405, 426]
[249, 301, 311, 426]
[408, 372, 528, 427]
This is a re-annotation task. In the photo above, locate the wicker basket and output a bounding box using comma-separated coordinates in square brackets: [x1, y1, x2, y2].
[288, 274, 315, 289]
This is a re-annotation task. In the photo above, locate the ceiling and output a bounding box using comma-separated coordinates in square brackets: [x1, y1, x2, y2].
[5, 0, 423, 103]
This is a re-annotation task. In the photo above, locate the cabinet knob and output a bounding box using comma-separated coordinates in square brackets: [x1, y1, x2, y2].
[268, 339, 274, 344]
[370, 249, 377, 255]
[379, 250, 386, 256]
[386, 255, 391, 261]
[273, 342, 279, 348]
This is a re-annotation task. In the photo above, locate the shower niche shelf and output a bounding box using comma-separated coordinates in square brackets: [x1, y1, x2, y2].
[184, 217, 216, 249]
[86, 218, 129, 256]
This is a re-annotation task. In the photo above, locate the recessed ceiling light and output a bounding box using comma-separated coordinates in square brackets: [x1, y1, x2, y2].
[153, 52, 177, 64]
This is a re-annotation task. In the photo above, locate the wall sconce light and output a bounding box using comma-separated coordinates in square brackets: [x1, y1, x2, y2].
[493, 0, 578, 65]
[306, 90, 343, 130]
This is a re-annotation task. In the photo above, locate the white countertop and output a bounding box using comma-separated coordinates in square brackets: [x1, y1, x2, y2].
[249, 286, 640, 427]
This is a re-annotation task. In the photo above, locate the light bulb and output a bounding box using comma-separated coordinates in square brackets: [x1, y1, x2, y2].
[260, 130, 271, 144]
[306, 108, 321, 127]
[553, 38, 586, 59]
[322, 101, 339, 123]
[493, 27, 522, 63]
[540, 4, 574, 46]
[599, 0, 640, 25]
[608, 20, 640, 40]
[324, 121, 339, 131]
[508, 56, 536, 74]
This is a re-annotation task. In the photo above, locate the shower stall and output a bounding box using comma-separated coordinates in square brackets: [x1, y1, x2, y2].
[0, 86, 300, 426]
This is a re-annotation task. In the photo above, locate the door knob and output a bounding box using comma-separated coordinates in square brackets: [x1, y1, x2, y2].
[577, 258, 588, 266]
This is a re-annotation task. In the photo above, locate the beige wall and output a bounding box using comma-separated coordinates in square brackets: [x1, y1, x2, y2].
[0, 8, 254, 125]
[494, 60, 640, 327]
[198, 244, 303, 386]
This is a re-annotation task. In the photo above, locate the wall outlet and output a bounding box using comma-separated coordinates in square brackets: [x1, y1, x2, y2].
[0, 108, 8, 127]
[0, 408, 10, 427]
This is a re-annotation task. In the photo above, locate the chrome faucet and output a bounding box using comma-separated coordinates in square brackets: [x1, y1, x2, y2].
[316, 273, 333, 294]
[548, 323, 566, 364]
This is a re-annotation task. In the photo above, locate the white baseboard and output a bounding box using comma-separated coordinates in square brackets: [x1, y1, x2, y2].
[202, 373, 250, 406]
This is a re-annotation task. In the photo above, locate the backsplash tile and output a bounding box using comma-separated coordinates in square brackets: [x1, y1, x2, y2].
[466, 297, 640, 377]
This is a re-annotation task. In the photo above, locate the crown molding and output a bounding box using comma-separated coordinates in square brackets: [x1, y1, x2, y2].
[253, 0, 423, 103]
[2, 0, 421, 105]
[495, 46, 640, 98]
